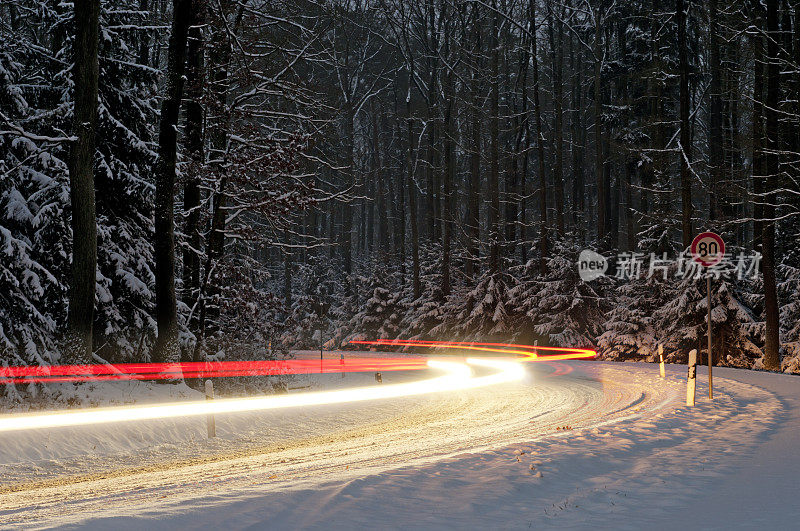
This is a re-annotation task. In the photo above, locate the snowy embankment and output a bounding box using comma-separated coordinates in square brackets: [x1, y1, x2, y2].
[0, 358, 797, 529]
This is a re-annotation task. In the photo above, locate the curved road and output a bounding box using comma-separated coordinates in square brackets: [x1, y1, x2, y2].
[0, 357, 787, 529]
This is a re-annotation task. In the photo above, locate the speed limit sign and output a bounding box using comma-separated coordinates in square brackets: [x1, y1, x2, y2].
[690, 231, 725, 267]
[690, 231, 725, 401]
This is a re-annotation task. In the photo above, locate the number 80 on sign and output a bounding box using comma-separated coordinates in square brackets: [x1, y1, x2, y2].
[690, 231, 725, 267]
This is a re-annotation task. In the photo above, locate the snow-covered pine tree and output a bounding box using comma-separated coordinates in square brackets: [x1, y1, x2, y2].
[280, 257, 334, 349]
[93, 2, 160, 361]
[1, 2, 74, 371]
[779, 255, 800, 373]
[511, 241, 611, 348]
[445, 270, 514, 342]
[352, 268, 403, 341]
[653, 250, 762, 367]
[0, 108, 67, 371]
[597, 275, 658, 361]
[0, 0, 161, 373]
[398, 243, 447, 340]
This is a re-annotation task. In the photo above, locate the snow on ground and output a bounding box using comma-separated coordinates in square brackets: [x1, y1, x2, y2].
[0, 355, 797, 530]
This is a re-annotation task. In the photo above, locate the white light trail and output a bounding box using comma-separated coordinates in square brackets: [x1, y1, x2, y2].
[0, 358, 525, 433]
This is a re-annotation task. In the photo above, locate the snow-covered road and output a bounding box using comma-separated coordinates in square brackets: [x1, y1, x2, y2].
[0, 359, 795, 529]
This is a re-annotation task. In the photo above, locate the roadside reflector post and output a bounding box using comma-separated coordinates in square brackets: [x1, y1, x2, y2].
[707, 275, 713, 399]
[658, 344, 665, 378]
[205, 379, 216, 438]
[686, 349, 697, 406]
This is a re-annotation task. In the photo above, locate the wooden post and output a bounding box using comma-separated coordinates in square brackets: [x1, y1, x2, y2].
[707, 275, 713, 399]
[686, 349, 697, 406]
[205, 379, 216, 438]
[658, 344, 665, 378]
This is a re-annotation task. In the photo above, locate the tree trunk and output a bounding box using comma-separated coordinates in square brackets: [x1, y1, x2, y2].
[182, 0, 204, 334]
[374, 110, 389, 265]
[466, 17, 482, 278]
[547, 0, 565, 235]
[645, 0, 662, 221]
[328, 198, 336, 260]
[708, 0, 723, 222]
[466, 91, 482, 278]
[752, 0, 765, 251]
[66, 0, 100, 364]
[195, 176, 227, 359]
[762, 0, 781, 371]
[397, 153, 406, 276]
[365, 169, 374, 253]
[425, 1, 439, 242]
[342, 111, 354, 285]
[192, 0, 232, 361]
[153, 0, 192, 363]
[489, 1, 501, 275]
[283, 231, 292, 309]
[571, 30, 585, 241]
[530, 0, 548, 274]
[138, 0, 150, 67]
[605, 107, 617, 247]
[594, 9, 606, 246]
[505, 24, 522, 256]
[626, 160, 636, 251]
[441, 30, 454, 296]
[407, 70, 421, 299]
[518, 27, 530, 263]
[615, 18, 634, 250]
[677, 0, 693, 248]
[519, 37, 530, 264]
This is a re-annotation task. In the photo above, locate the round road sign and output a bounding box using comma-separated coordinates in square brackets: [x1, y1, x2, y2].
[690, 232, 725, 267]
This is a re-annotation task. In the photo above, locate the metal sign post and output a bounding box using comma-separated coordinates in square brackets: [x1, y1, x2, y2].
[707, 276, 713, 398]
[690, 231, 725, 400]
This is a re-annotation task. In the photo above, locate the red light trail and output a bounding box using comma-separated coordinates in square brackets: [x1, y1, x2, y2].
[0, 359, 525, 433]
[0, 341, 594, 385]
[0, 358, 427, 385]
[349, 339, 596, 362]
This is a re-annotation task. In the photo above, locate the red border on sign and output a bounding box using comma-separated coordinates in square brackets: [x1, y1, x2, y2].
[690, 232, 725, 267]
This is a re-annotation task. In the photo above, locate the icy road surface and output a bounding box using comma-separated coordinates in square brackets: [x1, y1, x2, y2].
[0, 358, 797, 529]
